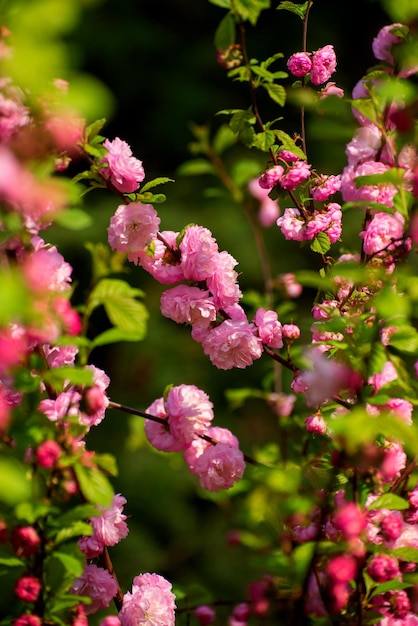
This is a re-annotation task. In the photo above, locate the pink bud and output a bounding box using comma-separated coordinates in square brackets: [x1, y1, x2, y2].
[194, 605, 216, 626]
[282, 324, 300, 341]
[36, 440, 62, 469]
[367, 554, 400, 583]
[13, 616, 41, 626]
[11, 526, 41, 557]
[15, 576, 42, 603]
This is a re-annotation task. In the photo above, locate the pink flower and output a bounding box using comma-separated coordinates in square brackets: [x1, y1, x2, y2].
[253, 308, 283, 348]
[194, 443, 245, 491]
[258, 165, 284, 189]
[179, 225, 219, 282]
[144, 397, 185, 453]
[310, 45, 337, 85]
[107, 203, 160, 261]
[78, 365, 110, 428]
[99, 618, 121, 626]
[202, 319, 263, 370]
[119, 573, 176, 626]
[372, 23, 404, 64]
[100, 137, 145, 193]
[35, 440, 61, 469]
[291, 349, 354, 406]
[345, 125, 382, 166]
[360, 212, 405, 257]
[160, 285, 216, 327]
[282, 324, 301, 341]
[305, 414, 327, 434]
[369, 361, 398, 392]
[194, 606, 216, 626]
[206, 250, 242, 310]
[13, 616, 41, 626]
[276, 208, 306, 241]
[11, 526, 41, 557]
[165, 384, 214, 448]
[280, 160, 311, 190]
[310, 174, 341, 201]
[0, 92, 29, 142]
[333, 502, 367, 540]
[277, 273, 302, 298]
[14, 576, 42, 602]
[320, 82, 344, 99]
[23, 243, 72, 293]
[248, 178, 280, 227]
[287, 52, 312, 77]
[137, 230, 184, 282]
[71, 564, 118, 614]
[39, 389, 81, 423]
[184, 426, 239, 474]
[79, 493, 129, 558]
[367, 554, 400, 582]
[378, 441, 407, 483]
[341, 161, 398, 208]
[326, 554, 357, 584]
[304, 203, 342, 244]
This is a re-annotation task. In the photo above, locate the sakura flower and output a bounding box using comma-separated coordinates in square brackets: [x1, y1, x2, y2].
[367, 554, 400, 583]
[287, 52, 312, 77]
[310, 174, 341, 201]
[100, 137, 145, 193]
[372, 23, 404, 64]
[14, 576, 42, 603]
[107, 203, 160, 262]
[345, 125, 382, 166]
[341, 160, 398, 208]
[276, 208, 306, 241]
[23, 243, 72, 293]
[160, 285, 217, 327]
[35, 440, 61, 469]
[258, 165, 284, 189]
[71, 564, 117, 614]
[144, 397, 185, 453]
[248, 178, 280, 227]
[206, 250, 242, 309]
[119, 572, 176, 626]
[137, 230, 184, 283]
[360, 212, 405, 257]
[165, 384, 214, 448]
[184, 426, 239, 474]
[201, 319, 263, 370]
[305, 414, 327, 434]
[179, 225, 219, 282]
[194, 443, 245, 491]
[90, 493, 129, 550]
[310, 45, 337, 85]
[320, 82, 344, 98]
[291, 349, 354, 406]
[280, 160, 311, 190]
[253, 308, 283, 348]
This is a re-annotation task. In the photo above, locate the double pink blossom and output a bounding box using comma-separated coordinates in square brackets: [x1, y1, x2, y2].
[119, 573, 176, 626]
[201, 319, 263, 370]
[253, 308, 283, 349]
[79, 493, 129, 558]
[71, 564, 117, 614]
[287, 52, 312, 77]
[310, 45, 337, 85]
[160, 285, 217, 327]
[107, 203, 160, 262]
[360, 212, 405, 257]
[179, 225, 219, 282]
[100, 137, 145, 193]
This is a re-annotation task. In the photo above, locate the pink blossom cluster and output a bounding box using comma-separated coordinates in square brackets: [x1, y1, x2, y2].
[119, 572, 176, 626]
[100, 137, 145, 193]
[277, 202, 342, 244]
[144, 385, 245, 491]
[78, 493, 129, 558]
[287, 44, 337, 86]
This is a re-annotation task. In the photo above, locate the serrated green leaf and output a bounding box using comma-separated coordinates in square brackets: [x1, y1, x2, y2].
[0, 556, 25, 567]
[264, 82, 287, 106]
[367, 493, 409, 511]
[74, 464, 113, 507]
[94, 453, 118, 476]
[355, 168, 405, 188]
[350, 98, 377, 125]
[85, 118, 106, 143]
[274, 130, 306, 159]
[252, 65, 276, 82]
[393, 547, 418, 563]
[136, 191, 167, 204]
[54, 521, 93, 546]
[387, 325, 418, 353]
[56, 504, 100, 527]
[105, 298, 148, 334]
[233, 0, 270, 24]
[277, 1, 309, 19]
[140, 177, 174, 193]
[252, 130, 276, 151]
[310, 232, 331, 254]
[91, 326, 147, 348]
[177, 159, 217, 176]
[43, 366, 94, 388]
[239, 124, 257, 147]
[370, 580, 412, 598]
[54, 208, 93, 230]
[214, 12, 236, 50]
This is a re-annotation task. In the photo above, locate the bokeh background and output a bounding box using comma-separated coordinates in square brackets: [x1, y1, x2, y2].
[1, 0, 396, 621]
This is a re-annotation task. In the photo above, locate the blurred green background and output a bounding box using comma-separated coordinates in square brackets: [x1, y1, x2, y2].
[1, 0, 401, 621]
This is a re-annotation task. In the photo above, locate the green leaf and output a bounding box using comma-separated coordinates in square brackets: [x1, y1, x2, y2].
[370, 580, 412, 598]
[355, 168, 405, 188]
[350, 98, 377, 125]
[85, 118, 106, 143]
[54, 521, 93, 546]
[56, 504, 100, 527]
[229, 109, 256, 133]
[208, 0, 231, 7]
[87, 279, 148, 334]
[91, 326, 147, 347]
[214, 12, 236, 50]
[213, 124, 237, 154]
[310, 232, 331, 254]
[393, 547, 418, 563]
[274, 130, 306, 159]
[140, 177, 174, 193]
[252, 130, 276, 151]
[0, 457, 32, 505]
[387, 325, 418, 353]
[43, 366, 94, 388]
[0, 556, 25, 567]
[94, 453, 118, 476]
[136, 191, 167, 204]
[54, 208, 93, 230]
[277, 1, 309, 19]
[233, 0, 270, 25]
[177, 159, 217, 176]
[263, 82, 287, 106]
[74, 464, 114, 507]
[231, 159, 262, 186]
[367, 493, 409, 511]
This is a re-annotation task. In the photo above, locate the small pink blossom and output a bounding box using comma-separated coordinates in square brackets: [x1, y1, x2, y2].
[305, 414, 327, 434]
[367, 554, 400, 582]
[253, 308, 283, 348]
[345, 125, 382, 166]
[378, 441, 407, 483]
[184, 426, 239, 474]
[258, 165, 284, 189]
[119, 573, 176, 626]
[194, 443, 245, 491]
[11, 526, 41, 557]
[137, 230, 184, 283]
[310, 174, 341, 201]
[369, 361, 398, 393]
[165, 384, 214, 448]
[202, 319, 263, 370]
[23, 243, 72, 293]
[248, 178, 280, 227]
[100, 137, 145, 193]
[144, 397, 185, 453]
[194, 606, 216, 625]
[372, 23, 404, 64]
[326, 554, 357, 584]
[360, 212, 405, 257]
[39, 389, 81, 423]
[107, 203, 160, 261]
[276, 208, 306, 241]
[99, 617, 121, 626]
[280, 160, 311, 191]
[291, 349, 354, 406]
[333, 502, 367, 540]
[91, 493, 129, 549]
[206, 250, 242, 310]
[277, 273, 302, 298]
[282, 324, 301, 341]
[13, 616, 41, 626]
[15, 576, 42, 603]
[160, 285, 216, 327]
[310, 45, 337, 85]
[341, 160, 398, 208]
[320, 82, 344, 99]
[36, 440, 62, 469]
[287, 52, 312, 77]
[179, 225, 219, 282]
[71, 564, 118, 614]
